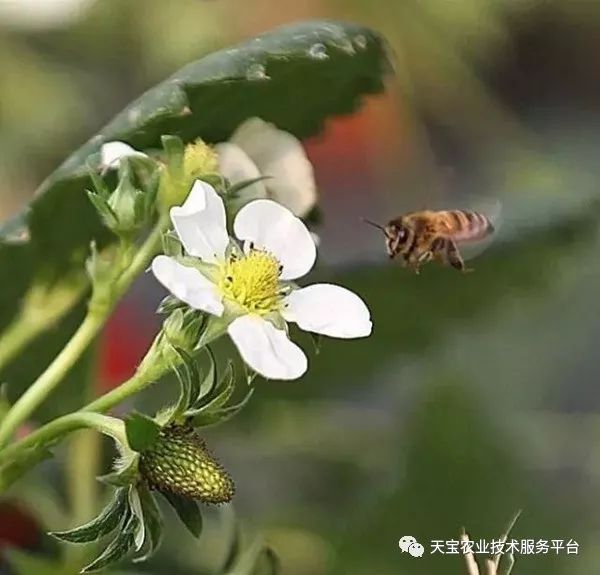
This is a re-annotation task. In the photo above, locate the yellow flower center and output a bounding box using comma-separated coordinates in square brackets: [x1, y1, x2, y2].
[218, 249, 283, 314]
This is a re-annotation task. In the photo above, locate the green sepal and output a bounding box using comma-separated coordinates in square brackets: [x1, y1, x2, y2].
[87, 161, 111, 198]
[50, 488, 128, 544]
[134, 484, 164, 562]
[86, 191, 118, 230]
[156, 294, 187, 315]
[195, 345, 218, 403]
[187, 360, 235, 416]
[161, 135, 185, 176]
[81, 511, 139, 573]
[191, 388, 254, 428]
[125, 412, 161, 453]
[97, 455, 139, 487]
[162, 491, 203, 538]
[161, 230, 184, 258]
[168, 345, 202, 420]
[227, 175, 272, 198]
[128, 487, 146, 552]
[308, 331, 323, 355]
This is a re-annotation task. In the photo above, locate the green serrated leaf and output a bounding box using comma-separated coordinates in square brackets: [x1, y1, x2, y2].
[0, 20, 389, 301]
[125, 412, 161, 453]
[162, 491, 203, 538]
[81, 512, 138, 573]
[134, 484, 164, 563]
[50, 488, 128, 544]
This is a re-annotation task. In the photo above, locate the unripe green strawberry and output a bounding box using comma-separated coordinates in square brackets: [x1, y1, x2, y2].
[140, 426, 234, 504]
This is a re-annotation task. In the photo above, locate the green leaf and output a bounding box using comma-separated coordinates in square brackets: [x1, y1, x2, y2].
[125, 412, 161, 453]
[81, 512, 139, 573]
[162, 491, 203, 538]
[50, 488, 128, 544]
[134, 484, 164, 562]
[0, 20, 388, 295]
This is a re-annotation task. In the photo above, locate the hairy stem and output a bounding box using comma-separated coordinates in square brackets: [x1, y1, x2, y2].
[0, 322, 226, 471]
[0, 412, 126, 466]
[0, 216, 168, 447]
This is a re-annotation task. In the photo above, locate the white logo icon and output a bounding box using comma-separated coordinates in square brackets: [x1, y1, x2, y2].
[408, 542, 424, 557]
[399, 536, 424, 558]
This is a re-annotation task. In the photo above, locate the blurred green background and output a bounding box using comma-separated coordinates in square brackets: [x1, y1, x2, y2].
[2, 0, 600, 574]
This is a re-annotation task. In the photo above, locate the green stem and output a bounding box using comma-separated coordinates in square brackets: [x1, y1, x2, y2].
[0, 216, 168, 447]
[0, 313, 104, 447]
[0, 321, 226, 469]
[0, 412, 126, 465]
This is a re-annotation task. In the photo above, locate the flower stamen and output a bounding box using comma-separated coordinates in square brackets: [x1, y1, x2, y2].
[219, 249, 283, 314]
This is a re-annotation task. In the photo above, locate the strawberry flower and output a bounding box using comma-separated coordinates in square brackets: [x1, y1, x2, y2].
[151, 180, 371, 380]
[216, 117, 317, 217]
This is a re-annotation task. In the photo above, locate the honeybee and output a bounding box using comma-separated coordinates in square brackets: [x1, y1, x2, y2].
[364, 208, 496, 273]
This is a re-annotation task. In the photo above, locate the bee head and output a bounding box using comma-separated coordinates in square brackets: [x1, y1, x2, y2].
[362, 218, 409, 259]
[384, 222, 409, 258]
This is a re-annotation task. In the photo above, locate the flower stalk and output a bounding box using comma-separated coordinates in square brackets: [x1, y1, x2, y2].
[0, 215, 169, 447]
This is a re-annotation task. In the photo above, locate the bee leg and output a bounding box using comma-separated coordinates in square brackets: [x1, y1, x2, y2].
[417, 250, 433, 264]
[446, 239, 472, 273]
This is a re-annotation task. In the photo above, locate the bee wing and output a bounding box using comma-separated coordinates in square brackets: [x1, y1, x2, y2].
[455, 198, 502, 261]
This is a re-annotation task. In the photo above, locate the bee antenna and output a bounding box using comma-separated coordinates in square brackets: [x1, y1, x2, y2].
[361, 217, 386, 232]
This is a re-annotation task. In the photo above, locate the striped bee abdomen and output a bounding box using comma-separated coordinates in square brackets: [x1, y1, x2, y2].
[445, 210, 493, 243]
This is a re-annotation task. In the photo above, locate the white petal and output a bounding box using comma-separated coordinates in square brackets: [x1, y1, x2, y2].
[151, 255, 224, 316]
[233, 199, 316, 280]
[170, 180, 229, 263]
[282, 283, 372, 339]
[100, 141, 147, 169]
[230, 118, 317, 217]
[227, 315, 307, 380]
[215, 142, 267, 203]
